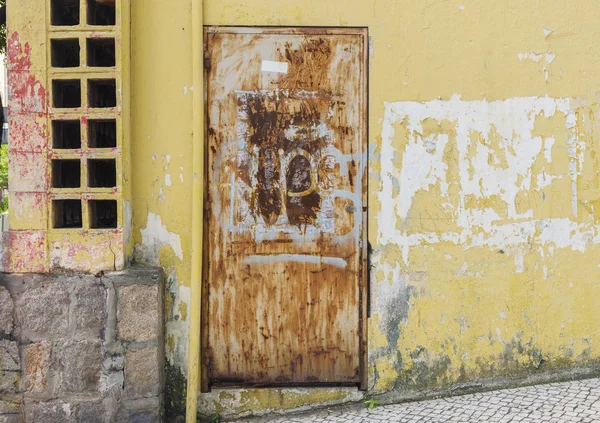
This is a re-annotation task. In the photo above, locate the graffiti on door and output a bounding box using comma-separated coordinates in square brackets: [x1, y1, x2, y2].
[229, 89, 363, 245]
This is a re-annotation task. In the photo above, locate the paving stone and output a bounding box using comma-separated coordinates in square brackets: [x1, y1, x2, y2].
[0, 340, 19, 372]
[0, 286, 13, 335]
[242, 377, 600, 423]
[117, 285, 159, 342]
[0, 398, 21, 423]
[118, 397, 162, 423]
[25, 400, 75, 423]
[0, 340, 19, 394]
[58, 340, 102, 394]
[24, 340, 52, 394]
[77, 400, 106, 423]
[124, 347, 160, 398]
[72, 281, 106, 339]
[15, 283, 69, 341]
[127, 410, 161, 423]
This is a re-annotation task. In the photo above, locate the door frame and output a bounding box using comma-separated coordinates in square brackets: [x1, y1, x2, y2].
[200, 26, 369, 393]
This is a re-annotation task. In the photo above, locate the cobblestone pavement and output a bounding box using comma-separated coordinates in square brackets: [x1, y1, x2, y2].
[244, 378, 600, 422]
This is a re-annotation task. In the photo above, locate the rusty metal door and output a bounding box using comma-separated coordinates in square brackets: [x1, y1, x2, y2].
[202, 27, 368, 390]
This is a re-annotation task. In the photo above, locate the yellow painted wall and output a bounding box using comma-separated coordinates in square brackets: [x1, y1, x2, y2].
[128, 0, 600, 418]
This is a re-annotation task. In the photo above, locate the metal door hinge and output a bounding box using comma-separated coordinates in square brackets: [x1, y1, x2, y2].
[204, 55, 211, 71]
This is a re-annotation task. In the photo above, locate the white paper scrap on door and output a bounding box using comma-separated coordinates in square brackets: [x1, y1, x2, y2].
[261, 60, 289, 73]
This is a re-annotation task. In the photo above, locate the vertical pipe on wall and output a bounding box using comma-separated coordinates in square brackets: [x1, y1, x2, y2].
[186, 0, 204, 421]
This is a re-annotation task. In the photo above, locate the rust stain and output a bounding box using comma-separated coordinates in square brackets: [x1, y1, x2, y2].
[204, 29, 366, 387]
[286, 154, 321, 227]
[277, 38, 334, 91]
[25, 341, 52, 392]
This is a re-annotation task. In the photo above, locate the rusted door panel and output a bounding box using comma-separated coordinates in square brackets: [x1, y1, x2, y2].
[204, 27, 367, 387]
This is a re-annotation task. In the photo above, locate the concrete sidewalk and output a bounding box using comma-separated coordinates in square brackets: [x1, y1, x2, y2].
[243, 377, 600, 422]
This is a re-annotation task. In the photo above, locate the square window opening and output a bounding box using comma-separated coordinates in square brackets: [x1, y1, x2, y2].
[51, 0, 80, 26]
[88, 79, 116, 108]
[51, 38, 80, 68]
[87, 38, 116, 67]
[88, 159, 116, 188]
[53, 80, 81, 108]
[52, 120, 81, 149]
[52, 159, 81, 188]
[88, 119, 117, 148]
[89, 200, 117, 228]
[53, 200, 82, 228]
[87, 0, 116, 26]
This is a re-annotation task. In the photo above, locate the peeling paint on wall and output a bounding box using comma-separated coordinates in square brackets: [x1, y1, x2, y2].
[124, 200, 133, 253]
[136, 212, 184, 265]
[379, 96, 595, 265]
[166, 281, 190, 374]
[125, 0, 600, 418]
[369, 95, 600, 394]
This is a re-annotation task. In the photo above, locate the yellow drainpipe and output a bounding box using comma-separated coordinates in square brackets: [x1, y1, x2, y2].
[186, 0, 204, 421]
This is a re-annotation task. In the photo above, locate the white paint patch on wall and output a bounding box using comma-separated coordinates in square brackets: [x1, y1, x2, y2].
[397, 132, 449, 220]
[518, 52, 543, 63]
[517, 52, 557, 82]
[124, 200, 133, 253]
[166, 283, 191, 375]
[136, 212, 184, 265]
[379, 96, 595, 266]
[261, 60, 289, 73]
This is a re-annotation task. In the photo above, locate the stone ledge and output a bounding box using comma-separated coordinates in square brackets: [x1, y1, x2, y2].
[104, 266, 163, 286]
[0, 397, 21, 423]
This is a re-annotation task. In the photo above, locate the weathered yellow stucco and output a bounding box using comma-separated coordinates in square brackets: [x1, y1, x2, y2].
[128, 0, 600, 418]
[8, 0, 600, 419]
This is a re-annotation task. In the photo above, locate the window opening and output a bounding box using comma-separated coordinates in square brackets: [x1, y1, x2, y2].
[88, 79, 116, 108]
[52, 120, 81, 149]
[53, 200, 83, 228]
[89, 200, 117, 228]
[53, 80, 81, 108]
[88, 159, 116, 188]
[87, 38, 116, 67]
[87, 0, 116, 26]
[51, 38, 80, 68]
[51, 0, 80, 26]
[52, 159, 81, 188]
[88, 119, 117, 148]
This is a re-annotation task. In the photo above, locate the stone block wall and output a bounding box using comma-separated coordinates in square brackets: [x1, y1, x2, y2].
[0, 266, 164, 423]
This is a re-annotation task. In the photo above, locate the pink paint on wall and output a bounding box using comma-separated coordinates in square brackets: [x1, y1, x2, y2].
[2, 230, 48, 273]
